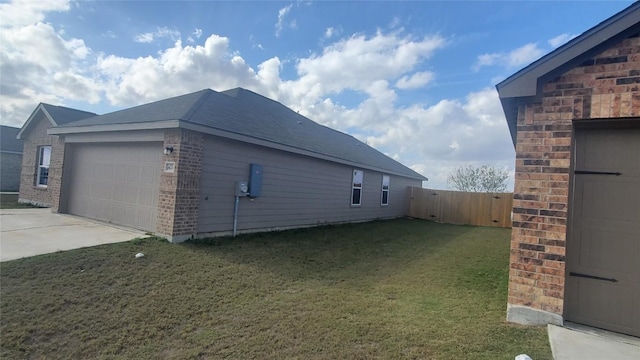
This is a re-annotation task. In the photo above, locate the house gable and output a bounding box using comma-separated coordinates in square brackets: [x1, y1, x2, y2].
[17, 104, 95, 207]
[17, 105, 57, 140]
[17, 103, 96, 140]
[497, 3, 640, 335]
[497, 2, 640, 145]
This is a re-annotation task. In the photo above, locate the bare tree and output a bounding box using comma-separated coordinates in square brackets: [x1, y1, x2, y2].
[447, 165, 509, 192]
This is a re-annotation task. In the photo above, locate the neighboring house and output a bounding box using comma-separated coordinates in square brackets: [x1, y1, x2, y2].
[18, 88, 427, 242]
[17, 104, 97, 207]
[497, 3, 639, 337]
[0, 125, 23, 191]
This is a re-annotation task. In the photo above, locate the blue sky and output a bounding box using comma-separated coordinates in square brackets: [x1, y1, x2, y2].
[0, 0, 634, 189]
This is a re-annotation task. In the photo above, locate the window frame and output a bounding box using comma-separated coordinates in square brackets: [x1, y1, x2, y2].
[381, 174, 390, 206]
[351, 169, 363, 206]
[36, 145, 51, 187]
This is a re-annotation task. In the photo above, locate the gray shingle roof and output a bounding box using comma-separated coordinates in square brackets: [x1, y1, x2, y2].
[0, 125, 23, 153]
[58, 88, 427, 180]
[60, 91, 206, 127]
[17, 103, 97, 140]
[41, 104, 97, 125]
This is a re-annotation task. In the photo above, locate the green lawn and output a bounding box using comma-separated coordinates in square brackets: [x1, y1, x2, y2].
[0, 219, 551, 359]
[0, 193, 35, 209]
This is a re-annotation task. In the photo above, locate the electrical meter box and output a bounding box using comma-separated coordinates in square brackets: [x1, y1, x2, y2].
[235, 181, 249, 196]
[248, 164, 263, 197]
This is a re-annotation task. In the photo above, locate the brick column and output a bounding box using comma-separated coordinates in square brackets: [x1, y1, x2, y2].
[157, 129, 203, 242]
[507, 108, 570, 325]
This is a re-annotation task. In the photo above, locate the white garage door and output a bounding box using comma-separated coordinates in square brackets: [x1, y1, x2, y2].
[65, 143, 162, 232]
[566, 127, 640, 337]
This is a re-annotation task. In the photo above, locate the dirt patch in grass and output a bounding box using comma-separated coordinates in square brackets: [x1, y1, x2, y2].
[0, 219, 551, 359]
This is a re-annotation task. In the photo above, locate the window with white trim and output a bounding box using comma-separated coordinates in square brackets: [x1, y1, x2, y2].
[381, 175, 390, 206]
[36, 146, 51, 186]
[351, 169, 363, 206]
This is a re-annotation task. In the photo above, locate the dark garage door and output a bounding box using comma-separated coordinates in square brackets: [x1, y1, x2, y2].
[566, 127, 640, 337]
[65, 143, 162, 232]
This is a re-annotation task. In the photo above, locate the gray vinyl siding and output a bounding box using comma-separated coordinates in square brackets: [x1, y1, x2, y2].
[0, 152, 22, 191]
[198, 136, 420, 234]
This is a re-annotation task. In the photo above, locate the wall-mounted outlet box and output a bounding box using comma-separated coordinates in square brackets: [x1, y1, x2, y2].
[235, 181, 249, 196]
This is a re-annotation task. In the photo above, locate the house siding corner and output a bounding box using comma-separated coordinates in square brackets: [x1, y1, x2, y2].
[157, 129, 203, 241]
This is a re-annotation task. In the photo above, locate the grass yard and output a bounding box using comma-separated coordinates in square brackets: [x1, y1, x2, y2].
[0, 193, 35, 209]
[0, 219, 551, 359]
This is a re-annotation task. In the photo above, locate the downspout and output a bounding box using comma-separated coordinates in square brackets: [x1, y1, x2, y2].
[233, 195, 240, 237]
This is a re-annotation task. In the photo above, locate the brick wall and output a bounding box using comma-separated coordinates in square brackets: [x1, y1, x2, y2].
[509, 35, 640, 319]
[157, 129, 203, 241]
[18, 114, 54, 207]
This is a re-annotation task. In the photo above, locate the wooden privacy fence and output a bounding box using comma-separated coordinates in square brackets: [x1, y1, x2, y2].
[407, 187, 513, 228]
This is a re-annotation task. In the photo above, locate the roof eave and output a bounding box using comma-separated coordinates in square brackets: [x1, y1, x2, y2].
[46, 119, 427, 181]
[496, 2, 640, 149]
[17, 104, 57, 140]
[47, 120, 182, 135]
[497, 3, 640, 99]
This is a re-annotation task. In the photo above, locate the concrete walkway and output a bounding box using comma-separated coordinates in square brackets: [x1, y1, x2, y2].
[548, 323, 640, 360]
[0, 208, 146, 262]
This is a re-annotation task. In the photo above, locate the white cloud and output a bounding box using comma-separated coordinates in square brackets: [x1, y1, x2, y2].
[508, 43, 544, 67]
[284, 31, 445, 111]
[395, 71, 435, 89]
[389, 16, 402, 29]
[0, 1, 515, 189]
[134, 32, 154, 43]
[187, 28, 203, 43]
[548, 33, 577, 48]
[325, 27, 335, 38]
[248, 34, 264, 49]
[95, 35, 275, 106]
[0, 0, 69, 27]
[360, 88, 515, 189]
[0, 18, 99, 126]
[134, 26, 180, 43]
[275, 4, 293, 37]
[474, 42, 545, 71]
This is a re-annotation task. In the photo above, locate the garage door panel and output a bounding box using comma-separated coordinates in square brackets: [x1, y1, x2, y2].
[66, 143, 162, 232]
[576, 226, 636, 276]
[567, 127, 640, 337]
[574, 279, 634, 325]
[579, 129, 640, 172]
[580, 180, 639, 221]
[139, 187, 157, 207]
[141, 166, 158, 184]
[127, 165, 141, 183]
[96, 163, 114, 180]
[138, 209, 155, 231]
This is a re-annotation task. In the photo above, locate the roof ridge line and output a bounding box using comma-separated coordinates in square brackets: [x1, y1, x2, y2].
[180, 89, 214, 121]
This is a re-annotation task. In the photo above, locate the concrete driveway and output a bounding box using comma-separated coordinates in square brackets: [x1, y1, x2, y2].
[1, 208, 146, 262]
